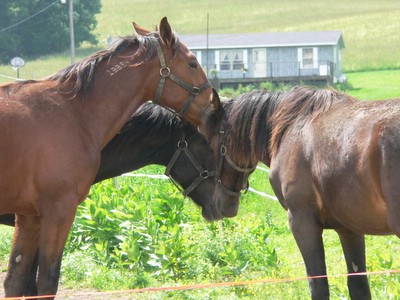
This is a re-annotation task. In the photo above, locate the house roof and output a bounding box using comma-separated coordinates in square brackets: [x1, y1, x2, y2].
[181, 31, 345, 50]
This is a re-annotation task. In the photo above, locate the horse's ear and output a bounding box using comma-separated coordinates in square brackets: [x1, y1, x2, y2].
[159, 17, 174, 48]
[132, 22, 150, 36]
[210, 88, 222, 113]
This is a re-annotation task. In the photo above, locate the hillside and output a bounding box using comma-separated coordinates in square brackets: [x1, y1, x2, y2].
[1, 0, 399, 82]
[97, 0, 400, 72]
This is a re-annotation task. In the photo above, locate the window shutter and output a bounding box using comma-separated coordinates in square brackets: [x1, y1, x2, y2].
[215, 50, 220, 71]
[313, 48, 318, 68]
[297, 48, 303, 68]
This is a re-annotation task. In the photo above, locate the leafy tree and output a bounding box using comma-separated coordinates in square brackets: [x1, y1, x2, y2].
[0, 0, 101, 64]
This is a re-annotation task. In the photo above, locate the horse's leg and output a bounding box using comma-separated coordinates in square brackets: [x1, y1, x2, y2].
[4, 215, 40, 297]
[25, 251, 39, 296]
[379, 139, 400, 237]
[381, 174, 400, 238]
[336, 228, 370, 300]
[288, 209, 329, 300]
[36, 205, 77, 298]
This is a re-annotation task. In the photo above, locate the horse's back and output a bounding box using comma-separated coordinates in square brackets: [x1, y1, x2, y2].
[312, 100, 400, 233]
[272, 99, 400, 235]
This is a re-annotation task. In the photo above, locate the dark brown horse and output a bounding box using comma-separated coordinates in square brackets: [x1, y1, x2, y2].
[0, 102, 221, 296]
[203, 87, 400, 299]
[0, 17, 212, 299]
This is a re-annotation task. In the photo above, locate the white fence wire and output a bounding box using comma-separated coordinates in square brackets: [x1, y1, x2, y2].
[120, 165, 278, 201]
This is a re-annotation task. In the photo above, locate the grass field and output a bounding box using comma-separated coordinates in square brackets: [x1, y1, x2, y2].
[1, 0, 400, 81]
[97, 0, 400, 72]
[1, 1, 400, 299]
[346, 70, 400, 100]
[1, 0, 399, 98]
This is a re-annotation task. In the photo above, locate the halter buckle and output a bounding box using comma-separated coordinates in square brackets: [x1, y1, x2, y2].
[191, 87, 200, 96]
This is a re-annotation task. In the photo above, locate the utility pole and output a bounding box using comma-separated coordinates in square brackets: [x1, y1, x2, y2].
[206, 13, 209, 76]
[61, 0, 75, 64]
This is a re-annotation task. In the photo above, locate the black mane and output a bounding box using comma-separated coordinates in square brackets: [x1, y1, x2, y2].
[221, 90, 283, 166]
[118, 102, 191, 138]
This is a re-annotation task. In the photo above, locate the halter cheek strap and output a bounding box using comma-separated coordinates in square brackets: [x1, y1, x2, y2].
[165, 133, 216, 197]
[216, 119, 257, 197]
[153, 41, 211, 117]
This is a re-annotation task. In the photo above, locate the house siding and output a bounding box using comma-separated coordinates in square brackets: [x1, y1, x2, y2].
[201, 46, 338, 80]
[187, 31, 344, 86]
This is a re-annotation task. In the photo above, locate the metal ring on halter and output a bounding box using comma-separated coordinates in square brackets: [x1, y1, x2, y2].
[191, 87, 200, 96]
[220, 145, 227, 156]
[200, 170, 209, 179]
[160, 66, 171, 77]
[152, 39, 211, 116]
[177, 140, 188, 149]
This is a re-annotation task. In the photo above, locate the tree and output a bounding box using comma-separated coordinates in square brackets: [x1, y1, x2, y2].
[0, 0, 101, 64]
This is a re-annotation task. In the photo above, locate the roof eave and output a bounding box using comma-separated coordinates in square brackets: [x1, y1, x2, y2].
[189, 42, 341, 50]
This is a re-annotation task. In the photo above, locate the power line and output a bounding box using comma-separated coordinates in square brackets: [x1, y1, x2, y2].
[0, 0, 59, 33]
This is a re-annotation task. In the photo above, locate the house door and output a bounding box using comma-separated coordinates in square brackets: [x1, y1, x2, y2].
[252, 48, 266, 77]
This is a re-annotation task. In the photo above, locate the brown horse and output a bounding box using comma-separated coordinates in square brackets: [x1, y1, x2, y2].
[203, 87, 400, 299]
[1, 102, 221, 296]
[0, 17, 212, 299]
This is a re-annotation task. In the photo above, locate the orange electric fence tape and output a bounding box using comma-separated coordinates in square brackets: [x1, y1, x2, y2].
[1, 269, 400, 299]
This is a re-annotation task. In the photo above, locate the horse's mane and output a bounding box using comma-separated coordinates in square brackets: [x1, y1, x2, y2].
[108, 102, 194, 148]
[216, 87, 354, 166]
[120, 102, 188, 139]
[270, 86, 353, 157]
[47, 31, 180, 97]
[221, 90, 283, 166]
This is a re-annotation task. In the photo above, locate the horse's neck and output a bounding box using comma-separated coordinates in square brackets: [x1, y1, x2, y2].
[72, 63, 155, 148]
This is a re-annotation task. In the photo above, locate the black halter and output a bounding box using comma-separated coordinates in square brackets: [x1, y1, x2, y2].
[165, 132, 216, 197]
[153, 41, 211, 117]
[216, 118, 257, 197]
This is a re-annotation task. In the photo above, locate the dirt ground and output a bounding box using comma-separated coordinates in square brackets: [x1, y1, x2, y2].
[0, 271, 144, 299]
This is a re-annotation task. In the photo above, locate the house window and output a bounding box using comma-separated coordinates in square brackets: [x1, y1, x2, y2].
[298, 47, 318, 69]
[302, 48, 314, 68]
[218, 50, 245, 71]
[220, 51, 231, 70]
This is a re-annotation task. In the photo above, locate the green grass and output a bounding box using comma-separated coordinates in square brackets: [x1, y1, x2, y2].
[346, 69, 400, 100]
[0, 46, 102, 83]
[217, 69, 400, 101]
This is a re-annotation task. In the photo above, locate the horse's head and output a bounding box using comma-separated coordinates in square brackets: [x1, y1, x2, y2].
[166, 122, 223, 221]
[200, 89, 257, 218]
[133, 17, 213, 127]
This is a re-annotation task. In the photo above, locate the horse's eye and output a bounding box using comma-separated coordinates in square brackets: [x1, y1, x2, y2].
[188, 60, 197, 69]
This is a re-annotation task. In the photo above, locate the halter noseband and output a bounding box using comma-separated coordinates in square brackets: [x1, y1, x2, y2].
[153, 40, 211, 117]
[216, 119, 257, 197]
[165, 132, 216, 197]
